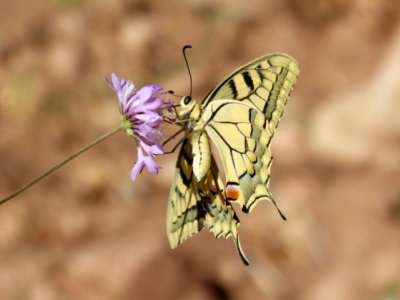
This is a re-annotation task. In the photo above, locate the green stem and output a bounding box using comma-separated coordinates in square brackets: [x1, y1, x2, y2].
[0, 125, 122, 206]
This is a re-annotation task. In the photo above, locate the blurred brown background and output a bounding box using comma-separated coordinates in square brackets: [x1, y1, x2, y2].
[1, 0, 400, 299]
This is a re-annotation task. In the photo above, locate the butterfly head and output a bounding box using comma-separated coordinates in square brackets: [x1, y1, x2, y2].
[181, 95, 193, 106]
[178, 95, 200, 122]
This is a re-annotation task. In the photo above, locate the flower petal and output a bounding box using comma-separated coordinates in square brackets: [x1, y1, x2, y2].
[104, 76, 115, 92]
[111, 73, 122, 92]
[131, 161, 145, 181]
[132, 86, 154, 104]
[130, 146, 162, 180]
[144, 158, 161, 174]
[142, 97, 164, 111]
[142, 84, 163, 96]
[134, 111, 163, 124]
[140, 142, 163, 156]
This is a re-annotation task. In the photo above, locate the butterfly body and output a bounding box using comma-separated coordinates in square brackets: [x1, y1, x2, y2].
[167, 53, 300, 265]
[178, 100, 211, 181]
[190, 130, 211, 181]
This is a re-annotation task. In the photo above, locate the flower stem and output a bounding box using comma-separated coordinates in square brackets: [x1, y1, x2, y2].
[0, 125, 122, 206]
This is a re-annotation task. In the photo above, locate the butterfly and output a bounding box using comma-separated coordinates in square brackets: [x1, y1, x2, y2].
[166, 52, 300, 265]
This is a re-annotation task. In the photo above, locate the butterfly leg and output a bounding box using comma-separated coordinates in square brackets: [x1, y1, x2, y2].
[163, 128, 184, 147]
[163, 138, 185, 155]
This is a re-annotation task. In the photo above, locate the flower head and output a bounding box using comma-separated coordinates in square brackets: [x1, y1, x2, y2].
[106, 73, 169, 180]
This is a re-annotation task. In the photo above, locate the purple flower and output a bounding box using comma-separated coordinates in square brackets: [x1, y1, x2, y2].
[106, 73, 169, 180]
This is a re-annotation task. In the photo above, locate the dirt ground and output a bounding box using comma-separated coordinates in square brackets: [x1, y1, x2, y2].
[0, 0, 400, 299]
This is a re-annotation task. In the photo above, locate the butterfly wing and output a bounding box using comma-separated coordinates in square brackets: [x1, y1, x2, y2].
[202, 53, 300, 132]
[167, 139, 249, 265]
[203, 101, 275, 213]
[167, 139, 205, 246]
[200, 54, 300, 213]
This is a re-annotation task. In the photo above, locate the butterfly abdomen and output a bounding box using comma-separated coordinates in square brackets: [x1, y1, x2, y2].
[190, 130, 211, 181]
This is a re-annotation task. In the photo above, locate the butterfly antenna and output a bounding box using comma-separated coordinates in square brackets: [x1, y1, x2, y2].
[167, 90, 184, 99]
[182, 45, 193, 97]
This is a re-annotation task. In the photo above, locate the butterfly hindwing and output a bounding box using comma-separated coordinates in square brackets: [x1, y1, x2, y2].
[202, 101, 275, 212]
[167, 139, 249, 264]
[167, 140, 204, 247]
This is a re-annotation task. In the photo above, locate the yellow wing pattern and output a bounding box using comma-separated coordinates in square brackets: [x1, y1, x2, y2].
[203, 101, 275, 212]
[167, 140, 249, 265]
[202, 53, 300, 132]
[201, 54, 300, 213]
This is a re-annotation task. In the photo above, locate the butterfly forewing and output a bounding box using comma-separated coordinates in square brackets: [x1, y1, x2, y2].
[199, 54, 300, 212]
[202, 53, 300, 131]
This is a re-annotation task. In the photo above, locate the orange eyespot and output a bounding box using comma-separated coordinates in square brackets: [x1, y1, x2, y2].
[226, 184, 239, 200]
